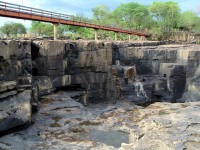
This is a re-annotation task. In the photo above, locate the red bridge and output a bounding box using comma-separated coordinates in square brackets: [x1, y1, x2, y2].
[0, 1, 149, 40]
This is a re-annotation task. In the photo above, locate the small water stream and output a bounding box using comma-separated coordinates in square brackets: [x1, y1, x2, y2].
[134, 80, 148, 98]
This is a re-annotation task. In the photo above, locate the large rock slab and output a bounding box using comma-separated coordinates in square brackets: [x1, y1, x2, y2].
[182, 65, 200, 102]
[33, 41, 115, 103]
[1, 91, 200, 150]
[129, 102, 200, 150]
[0, 90, 31, 132]
[0, 40, 32, 133]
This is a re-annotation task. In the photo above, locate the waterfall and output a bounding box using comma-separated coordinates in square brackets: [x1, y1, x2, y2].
[134, 80, 148, 99]
[116, 60, 120, 66]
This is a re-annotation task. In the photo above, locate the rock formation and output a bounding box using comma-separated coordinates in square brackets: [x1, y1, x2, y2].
[0, 40, 32, 132]
[1, 39, 200, 134]
[31, 40, 117, 105]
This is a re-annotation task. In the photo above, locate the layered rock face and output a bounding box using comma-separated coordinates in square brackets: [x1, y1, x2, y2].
[1, 39, 200, 134]
[112, 42, 200, 103]
[0, 40, 32, 133]
[32, 41, 117, 104]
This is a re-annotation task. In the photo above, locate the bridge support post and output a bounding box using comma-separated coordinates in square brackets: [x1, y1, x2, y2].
[137, 36, 140, 41]
[128, 35, 131, 41]
[53, 23, 59, 40]
[94, 29, 98, 41]
[115, 32, 117, 41]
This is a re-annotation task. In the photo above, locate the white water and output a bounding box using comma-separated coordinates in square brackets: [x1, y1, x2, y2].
[134, 80, 148, 98]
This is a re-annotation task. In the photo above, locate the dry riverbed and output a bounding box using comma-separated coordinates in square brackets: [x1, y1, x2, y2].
[1, 91, 200, 150]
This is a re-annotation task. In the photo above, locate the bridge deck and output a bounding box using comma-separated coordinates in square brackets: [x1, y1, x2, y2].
[0, 1, 148, 37]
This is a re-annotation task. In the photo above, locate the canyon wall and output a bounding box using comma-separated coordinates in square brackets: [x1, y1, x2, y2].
[31, 41, 117, 104]
[0, 40, 32, 132]
[112, 42, 200, 104]
[1, 40, 200, 133]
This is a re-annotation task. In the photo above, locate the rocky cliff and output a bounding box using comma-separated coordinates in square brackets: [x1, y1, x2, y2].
[0, 40, 32, 133]
[31, 40, 117, 104]
[112, 42, 200, 104]
[1, 40, 200, 133]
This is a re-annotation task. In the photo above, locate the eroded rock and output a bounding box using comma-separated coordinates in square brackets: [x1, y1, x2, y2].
[0, 40, 32, 133]
[0, 90, 31, 132]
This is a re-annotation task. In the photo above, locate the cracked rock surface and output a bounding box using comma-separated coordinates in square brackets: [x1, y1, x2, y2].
[1, 91, 200, 150]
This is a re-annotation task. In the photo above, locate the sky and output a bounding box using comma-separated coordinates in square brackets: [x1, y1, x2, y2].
[0, 0, 199, 28]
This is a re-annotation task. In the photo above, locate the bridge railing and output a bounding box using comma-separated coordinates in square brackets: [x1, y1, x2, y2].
[0, 1, 122, 28]
[0, 1, 73, 20]
[0, 1, 147, 35]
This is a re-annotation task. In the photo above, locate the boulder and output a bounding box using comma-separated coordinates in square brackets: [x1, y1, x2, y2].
[34, 76, 53, 95]
[0, 90, 32, 132]
[0, 81, 17, 93]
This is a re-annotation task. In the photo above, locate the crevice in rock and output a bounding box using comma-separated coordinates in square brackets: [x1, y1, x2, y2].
[31, 42, 39, 61]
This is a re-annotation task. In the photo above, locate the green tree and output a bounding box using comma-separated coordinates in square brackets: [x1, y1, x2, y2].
[58, 25, 68, 37]
[43, 24, 53, 37]
[0, 22, 26, 37]
[92, 5, 111, 24]
[12, 23, 26, 37]
[0, 22, 13, 37]
[30, 21, 53, 36]
[65, 14, 94, 39]
[30, 21, 44, 36]
[65, 25, 94, 40]
[149, 1, 180, 31]
[30, 21, 69, 37]
[178, 11, 200, 31]
[113, 2, 150, 30]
